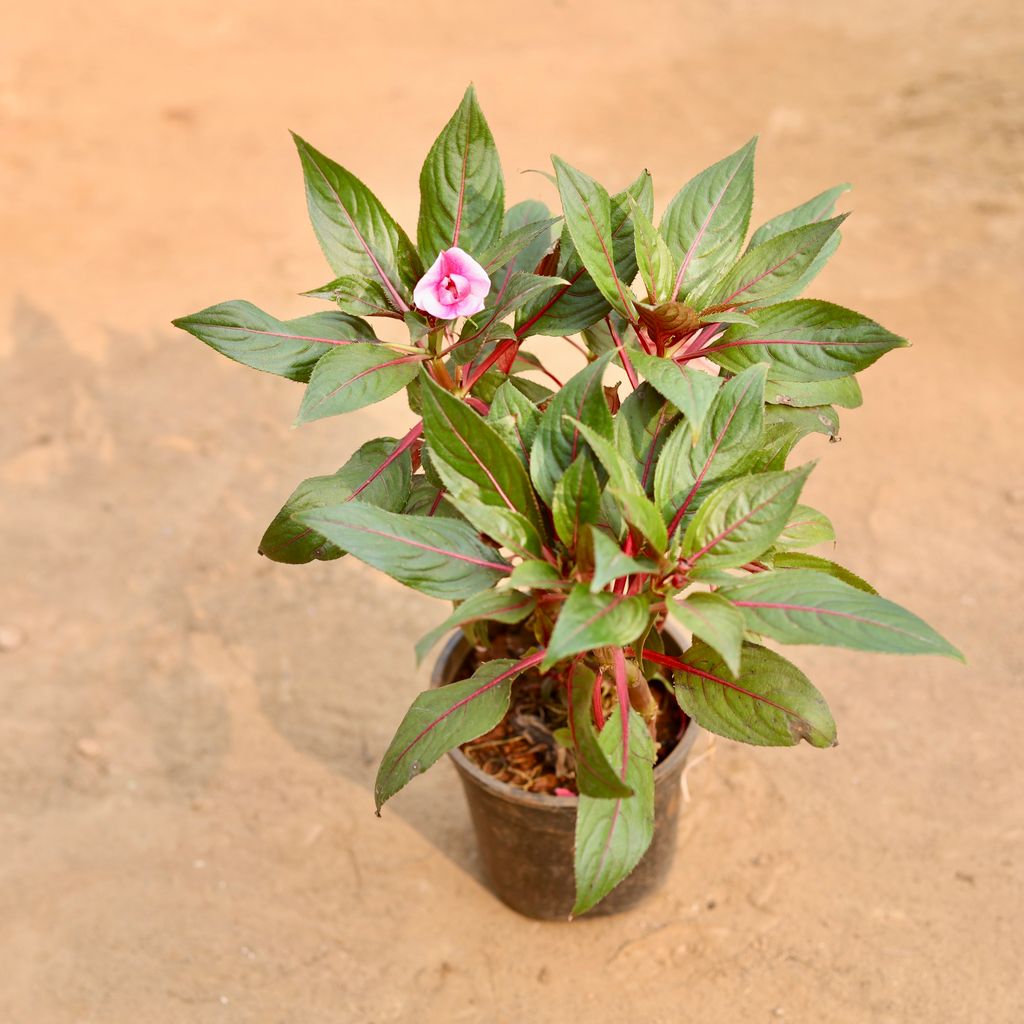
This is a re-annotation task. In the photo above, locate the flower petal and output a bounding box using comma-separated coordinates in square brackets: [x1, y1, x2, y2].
[447, 293, 487, 317]
[413, 252, 447, 311]
[413, 247, 490, 319]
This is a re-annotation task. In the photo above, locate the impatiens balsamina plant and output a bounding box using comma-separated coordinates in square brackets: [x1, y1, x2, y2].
[174, 85, 961, 916]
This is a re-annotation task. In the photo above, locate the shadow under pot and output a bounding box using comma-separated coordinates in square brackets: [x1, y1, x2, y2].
[434, 631, 701, 920]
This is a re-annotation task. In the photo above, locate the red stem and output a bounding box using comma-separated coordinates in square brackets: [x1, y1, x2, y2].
[592, 667, 606, 730]
[561, 335, 590, 359]
[427, 488, 446, 516]
[665, 371, 755, 537]
[611, 648, 630, 769]
[537, 363, 564, 388]
[679, 323, 721, 359]
[463, 338, 517, 391]
[347, 421, 423, 501]
[607, 316, 639, 389]
[633, 646, 803, 717]
[633, 324, 656, 355]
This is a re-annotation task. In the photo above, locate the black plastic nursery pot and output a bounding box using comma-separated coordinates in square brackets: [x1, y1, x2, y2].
[434, 632, 701, 920]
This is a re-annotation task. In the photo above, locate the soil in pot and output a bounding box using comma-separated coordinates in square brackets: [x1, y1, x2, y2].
[459, 625, 687, 795]
[438, 625, 700, 920]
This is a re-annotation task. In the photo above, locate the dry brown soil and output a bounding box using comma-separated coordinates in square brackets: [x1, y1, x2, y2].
[2, 1, 1022, 1021]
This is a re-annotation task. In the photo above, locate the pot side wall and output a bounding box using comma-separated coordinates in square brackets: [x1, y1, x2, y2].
[435, 633, 701, 920]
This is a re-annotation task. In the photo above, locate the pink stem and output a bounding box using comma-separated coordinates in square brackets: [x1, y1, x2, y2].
[347, 421, 423, 502]
[427, 488, 446, 516]
[607, 316, 639, 388]
[561, 335, 590, 358]
[464, 396, 490, 416]
[537, 363, 564, 387]
[462, 338, 517, 391]
[632, 324, 656, 355]
[679, 323, 721, 358]
[611, 648, 630, 771]
[592, 667, 606, 730]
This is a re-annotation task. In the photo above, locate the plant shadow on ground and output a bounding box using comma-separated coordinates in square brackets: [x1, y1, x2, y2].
[0, 299, 486, 881]
[239, 561, 488, 885]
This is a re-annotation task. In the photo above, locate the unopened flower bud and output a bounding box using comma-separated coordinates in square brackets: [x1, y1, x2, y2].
[636, 301, 701, 341]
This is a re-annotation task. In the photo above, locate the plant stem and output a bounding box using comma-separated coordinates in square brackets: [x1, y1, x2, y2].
[602, 646, 659, 741]
[347, 421, 423, 501]
[607, 316, 639, 388]
[592, 667, 606, 729]
[561, 334, 589, 359]
[431, 358, 456, 390]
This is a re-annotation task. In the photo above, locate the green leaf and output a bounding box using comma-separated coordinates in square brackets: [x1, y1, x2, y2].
[694, 216, 846, 310]
[417, 84, 504, 262]
[719, 570, 963, 659]
[613, 383, 677, 494]
[553, 157, 637, 320]
[567, 664, 633, 799]
[439, 483, 544, 560]
[456, 273, 568, 363]
[748, 184, 851, 250]
[580, 311, 634, 360]
[478, 204, 559, 274]
[259, 438, 412, 564]
[589, 528, 655, 592]
[464, 365, 550, 407]
[375, 656, 535, 810]
[674, 640, 837, 747]
[414, 588, 537, 664]
[573, 709, 655, 915]
[296, 345, 423, 424]
[754, 403, 839, 472]
[172, 301, 375, 382]
[775, 503, 835, 549]
[708, 300, 908, 381]
[552, 455, 602, 550]
[746, 186, 851, 306]
[404, 311, 431, 342]
[487, 381, 540, 465]
[771, 551, 876, 593]
[681, 463, 813, 569]
[770, 231, 842, 306]
[630, 351, 722, 443]
[530, 353, 613, 504]
[420, 373, 543, 532]
[542, 585, 649, 670]
[766, 376, 862, 409]
[418, 441, 445, 489]
[508, 560, 565, 589]
[571, 420, 668, 554]
[293, 133, 421, 310]
[402, 476, 456, 518]
[453, 324, 515, 369]
[295, 504, 509, 599]
[654, 362, 767, 523]
[666, 591, 744, 676]
[660, 138, 756, 302]
[630, 197, 675, 303]
[516, 171, 652, 337]
[301, 275, 401, 319]
[707, 310, 757, 326]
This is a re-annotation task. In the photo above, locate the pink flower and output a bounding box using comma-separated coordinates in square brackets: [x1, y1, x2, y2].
[413, 247, 490, 319]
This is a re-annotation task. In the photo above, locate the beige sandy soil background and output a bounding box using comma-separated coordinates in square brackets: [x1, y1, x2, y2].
[2, 1, 1022, 1020]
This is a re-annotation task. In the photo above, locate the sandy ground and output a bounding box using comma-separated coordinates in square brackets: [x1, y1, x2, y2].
[1, 1, 1022, 1020]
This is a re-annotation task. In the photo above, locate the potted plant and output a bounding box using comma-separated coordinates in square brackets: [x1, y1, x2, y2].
[174, 85, 961, 919]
